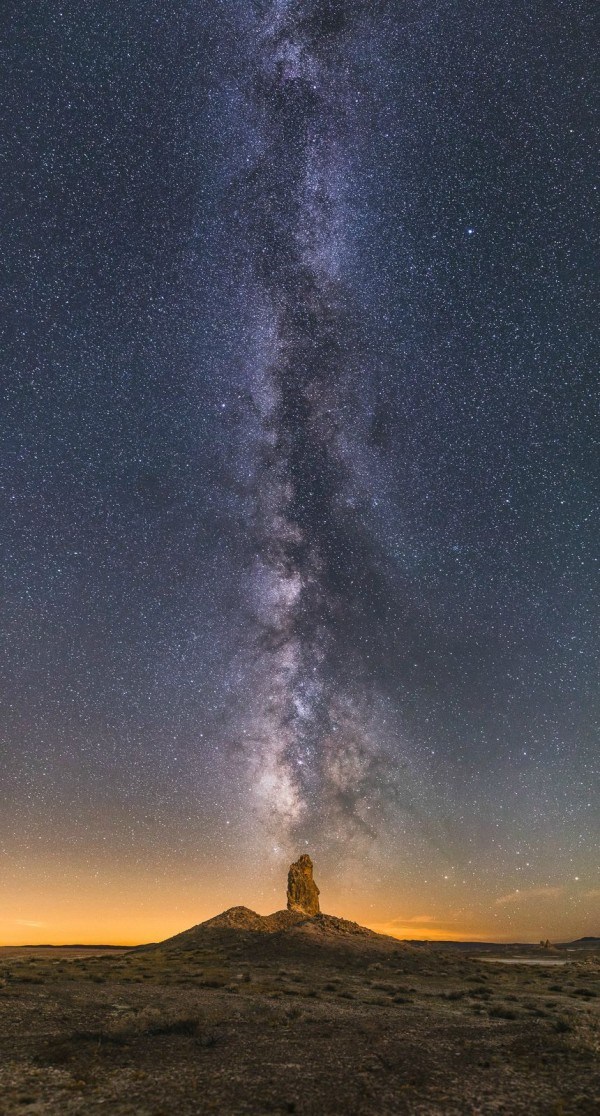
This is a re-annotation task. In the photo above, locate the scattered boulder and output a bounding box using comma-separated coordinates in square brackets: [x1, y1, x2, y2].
[287, 854, 320, 916]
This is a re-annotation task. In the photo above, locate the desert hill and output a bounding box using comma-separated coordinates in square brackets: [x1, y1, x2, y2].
[139, 855, 413, 962]
[151, 907, 393, 952]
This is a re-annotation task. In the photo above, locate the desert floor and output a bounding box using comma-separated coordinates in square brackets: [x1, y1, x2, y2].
[0, 934, 598, 1115]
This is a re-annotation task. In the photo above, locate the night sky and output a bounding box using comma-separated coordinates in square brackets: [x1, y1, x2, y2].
[1, 0, 598, 945]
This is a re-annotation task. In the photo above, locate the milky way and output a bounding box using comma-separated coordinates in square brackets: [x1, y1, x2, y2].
[226, 2, 420, 848]
[1, 0, 597, 941]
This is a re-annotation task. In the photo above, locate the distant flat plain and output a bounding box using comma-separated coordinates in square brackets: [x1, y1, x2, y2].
[0, 932, 598, 1115]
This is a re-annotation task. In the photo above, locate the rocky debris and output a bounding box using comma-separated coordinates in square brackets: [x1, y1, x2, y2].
[202, 908, 303, 933]
[287, 854, 320, 916]
[203, 907, 273, 932]
[292, 913, 378, 938]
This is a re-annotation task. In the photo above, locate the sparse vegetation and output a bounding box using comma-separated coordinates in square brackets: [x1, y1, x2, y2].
[488, 1005, 519, 1020]
[0, 939, 598, 1114]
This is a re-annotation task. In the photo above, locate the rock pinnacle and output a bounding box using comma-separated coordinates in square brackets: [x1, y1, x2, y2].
[286, 854, 320, 916]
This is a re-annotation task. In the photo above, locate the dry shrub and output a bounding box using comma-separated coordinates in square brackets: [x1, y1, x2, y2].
[103, 1006, 203, 1038]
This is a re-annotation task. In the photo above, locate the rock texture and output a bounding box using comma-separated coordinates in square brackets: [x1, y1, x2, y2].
[287, 854, 320, 916]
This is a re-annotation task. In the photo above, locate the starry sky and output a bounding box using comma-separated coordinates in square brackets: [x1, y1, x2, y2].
[1, 0, 598, 945]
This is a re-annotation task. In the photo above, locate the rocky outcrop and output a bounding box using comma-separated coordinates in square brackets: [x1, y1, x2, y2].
[287, 854, 320, 916]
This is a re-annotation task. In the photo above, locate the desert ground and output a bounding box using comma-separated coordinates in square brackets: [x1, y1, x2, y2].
[0, 917, 598, 1115]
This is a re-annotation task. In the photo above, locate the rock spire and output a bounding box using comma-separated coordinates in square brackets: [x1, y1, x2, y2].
[286, 854, 320, 916]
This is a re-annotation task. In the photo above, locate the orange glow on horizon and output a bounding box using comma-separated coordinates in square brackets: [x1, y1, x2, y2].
[2, 892, 597, 948]
[2, 852, 597, 948]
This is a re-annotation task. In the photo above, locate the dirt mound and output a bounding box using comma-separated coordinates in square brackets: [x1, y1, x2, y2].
[203, 907, 276, 932]
[157, 909, 385, 949]
[202, 907, 307, 933]
[142, 907, 307, 953]
[143, 906, 411, 962]
[251, 912, 415, 964]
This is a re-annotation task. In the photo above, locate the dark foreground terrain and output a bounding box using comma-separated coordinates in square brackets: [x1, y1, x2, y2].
[1, 915, 598, 1115]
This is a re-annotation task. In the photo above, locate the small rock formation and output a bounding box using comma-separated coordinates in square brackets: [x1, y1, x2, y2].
[287, 854, 320, 916]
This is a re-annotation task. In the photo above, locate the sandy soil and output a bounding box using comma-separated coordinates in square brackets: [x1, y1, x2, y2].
[0, 932, 598, 1115]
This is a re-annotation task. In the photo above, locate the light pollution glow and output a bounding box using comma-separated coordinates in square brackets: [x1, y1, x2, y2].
[2, 858, 598, 946]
